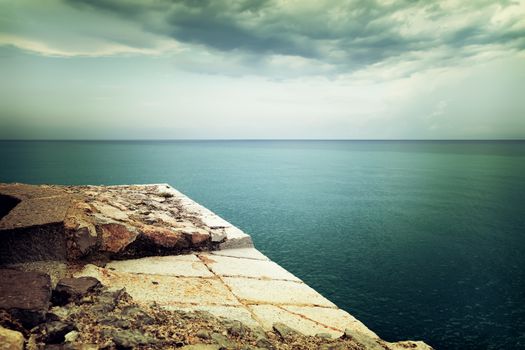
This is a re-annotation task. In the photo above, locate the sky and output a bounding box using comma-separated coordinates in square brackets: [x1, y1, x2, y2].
[0, 0, 524, 140]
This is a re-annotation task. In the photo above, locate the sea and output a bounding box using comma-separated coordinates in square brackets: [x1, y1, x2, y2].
[1, 140, 524, 350]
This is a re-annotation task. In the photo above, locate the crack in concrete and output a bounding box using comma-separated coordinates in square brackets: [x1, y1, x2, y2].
[208, 253, 267, 261]
[197, 253, 267, 329]
[242, 301, 338, 309]
[210, 274, 303, 283]
[275, 305, 343, 333]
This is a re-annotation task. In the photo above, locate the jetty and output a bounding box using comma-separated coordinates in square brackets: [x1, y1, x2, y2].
[0, 183, 432, 349]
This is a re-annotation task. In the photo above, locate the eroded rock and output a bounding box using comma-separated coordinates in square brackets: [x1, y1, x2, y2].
[0, 325, 24, 350]
[100, 224, 138, 254]
[52, 277, 101, 306]
[211, 332, 235, 349]
[272, 323, 298, 338]
[0, 269, 51, 328]
[0, 184, 253, 262]
[141, 225, 188, 249]
[102, 329, 157, 349]
[342, 328, 384, 350]
[38, 320, 75, 344]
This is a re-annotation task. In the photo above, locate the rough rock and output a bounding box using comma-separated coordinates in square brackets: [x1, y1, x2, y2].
[272, 323, 298, 338]
[91, 202, 129, 222]
[99, 315, 132, 329]
[91, 288, 127, 313]
[0, 325, 24, 350]
[120, 306, 155, 325]
[141, 225, 188, 249]
[388, 340, 435, 350]
[102, 329, 157, 349]
[225, 320, 249, 337]
[64, 330, 79, 343]
[0, 184, 256, 262]
[99, 223, 138, 254]
[255, 337, 273, 349]
[0, 310, 25, 335]
[195, 329, 211, 339]
[342, 328, 384, 350]
[52, 277, 101, 305]
[178, 227, 210, 245]
[211, 332, 236, 349]
[47, 306, 72, 322]
[63, 199, 98, 259]
[39, 321, 75, 344]
[0, 269, 51, 328]
[65, 221, 98, 258]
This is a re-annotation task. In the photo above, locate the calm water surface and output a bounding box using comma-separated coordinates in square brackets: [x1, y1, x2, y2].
[1, 140, 524, 350]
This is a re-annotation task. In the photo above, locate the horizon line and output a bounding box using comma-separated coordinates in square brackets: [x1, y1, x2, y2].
[0, 138, 524, 142]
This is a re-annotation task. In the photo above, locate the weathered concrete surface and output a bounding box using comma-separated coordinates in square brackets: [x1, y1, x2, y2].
[75, 250, 427, 349]
[250, 304, 341, 336]
[0, 183, 253, 263]
[282, 305, 378, 338]
[200, 253, 301, 281]
[223, 276, 336, 307]
[106, 255, 214, 277]
[0, 195, 71, 231]
[75, 250, 432, 348]
[77, 264, 241, 306]
[208, 247, 269, 261]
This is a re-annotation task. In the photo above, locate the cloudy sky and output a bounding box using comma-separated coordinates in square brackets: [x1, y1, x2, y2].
[0, 0, 524, 139]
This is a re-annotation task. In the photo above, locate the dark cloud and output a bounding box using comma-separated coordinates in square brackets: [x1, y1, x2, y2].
[63, 0, 525, 73]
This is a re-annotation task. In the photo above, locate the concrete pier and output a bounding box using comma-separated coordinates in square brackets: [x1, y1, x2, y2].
[0, 183, 432, 349]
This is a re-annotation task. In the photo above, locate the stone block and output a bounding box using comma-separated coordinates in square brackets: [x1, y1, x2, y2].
[106, 255, 214, 277]
[219, 227, 253, 249]
[248, 305, 340, 336]
[201, 254, 300, 282]
[281, 305, 378, 338]
[0, 196, 71, 231]
[221, 277, 336, 307]
[76, 265, 240, 306]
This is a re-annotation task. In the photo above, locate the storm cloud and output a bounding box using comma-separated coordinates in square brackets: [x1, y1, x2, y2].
[60, 0, 525, 74]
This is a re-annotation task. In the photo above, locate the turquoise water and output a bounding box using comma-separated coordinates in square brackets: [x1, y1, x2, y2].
[1, 140, 524, 349]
